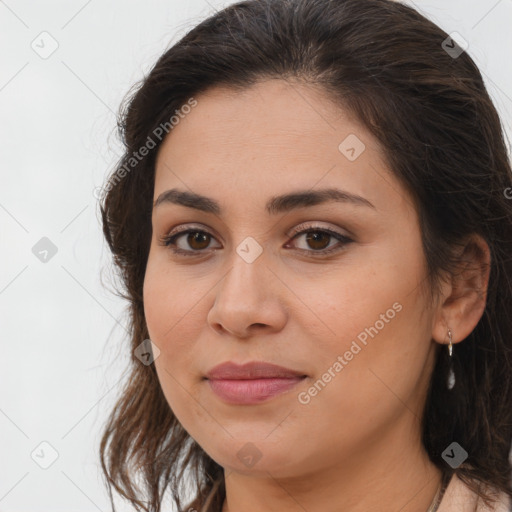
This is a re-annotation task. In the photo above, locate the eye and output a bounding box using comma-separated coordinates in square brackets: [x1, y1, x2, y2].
[158, 223, 353, 258]
[158, 226, 220, 257]
[285, 222, 353, 257]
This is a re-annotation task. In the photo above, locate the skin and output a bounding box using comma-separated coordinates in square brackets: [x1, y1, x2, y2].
[143, 79, 490, 512]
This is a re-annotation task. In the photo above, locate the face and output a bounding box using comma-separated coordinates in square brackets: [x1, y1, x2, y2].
[143, 79, 439, 478]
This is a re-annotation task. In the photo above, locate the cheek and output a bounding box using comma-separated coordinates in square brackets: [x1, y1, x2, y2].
[143, 255, 206, 382]
[143, 253, 187, 339]
[299, 251, 430, 410]
[143, 266, 201, 424]
[294, 257, 407, 353]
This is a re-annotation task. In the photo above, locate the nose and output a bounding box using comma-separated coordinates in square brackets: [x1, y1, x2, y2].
[206, 250, 288, 339]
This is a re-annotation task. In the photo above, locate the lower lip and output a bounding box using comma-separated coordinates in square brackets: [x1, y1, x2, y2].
[206, 377, 306, 404]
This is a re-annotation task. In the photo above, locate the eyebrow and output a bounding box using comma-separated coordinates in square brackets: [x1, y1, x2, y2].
[153, 187, 376, 215]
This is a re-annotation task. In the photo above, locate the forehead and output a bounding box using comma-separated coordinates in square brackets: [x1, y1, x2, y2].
[157, 79, 367, 155]
[152, 79, 407, 218]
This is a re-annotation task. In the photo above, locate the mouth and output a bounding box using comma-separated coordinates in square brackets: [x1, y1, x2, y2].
[206, 376, 307, 405]
[203, 360, 308, 405]
[204, 360, 307, 380]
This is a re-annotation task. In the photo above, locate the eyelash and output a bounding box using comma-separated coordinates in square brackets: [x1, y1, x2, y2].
[158, 223, 354, 258]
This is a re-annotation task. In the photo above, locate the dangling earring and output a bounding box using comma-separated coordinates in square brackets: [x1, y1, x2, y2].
[447, 328, 455, 390]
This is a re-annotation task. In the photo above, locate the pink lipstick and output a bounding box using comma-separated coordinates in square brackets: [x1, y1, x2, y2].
[204, 361, 307, 405]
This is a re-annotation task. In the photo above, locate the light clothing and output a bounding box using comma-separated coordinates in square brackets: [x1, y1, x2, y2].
[438, 473, 511, 512]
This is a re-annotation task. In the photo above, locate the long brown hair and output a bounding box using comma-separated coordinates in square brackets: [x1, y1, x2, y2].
[98, 0, 512, 510]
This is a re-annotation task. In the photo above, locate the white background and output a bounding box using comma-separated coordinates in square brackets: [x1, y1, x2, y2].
[1, 1, 511, 511]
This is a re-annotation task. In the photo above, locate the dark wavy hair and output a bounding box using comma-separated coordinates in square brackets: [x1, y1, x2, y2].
[98, 0, 512, 510]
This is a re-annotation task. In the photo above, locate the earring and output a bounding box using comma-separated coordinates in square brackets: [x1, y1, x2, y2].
[447, 328, 455, 390]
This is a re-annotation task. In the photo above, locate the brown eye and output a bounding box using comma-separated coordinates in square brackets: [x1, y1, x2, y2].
[185, 231, 211, 250]
[159, 228, 220, 256]
[287, 226, 353, 256]
[159, 224, 353, 258]
[303, 231, 332, 250]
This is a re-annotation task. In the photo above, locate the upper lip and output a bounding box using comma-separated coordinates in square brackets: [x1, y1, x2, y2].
[205, 361, 307, 380]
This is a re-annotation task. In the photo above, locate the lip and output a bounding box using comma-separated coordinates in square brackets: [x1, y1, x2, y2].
[204, 361, 308, 405]
[204, 361, 307, 380]
[207, 377, 306, 404]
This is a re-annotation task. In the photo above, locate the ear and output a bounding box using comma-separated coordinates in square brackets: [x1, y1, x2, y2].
[431, 234, 491, 345]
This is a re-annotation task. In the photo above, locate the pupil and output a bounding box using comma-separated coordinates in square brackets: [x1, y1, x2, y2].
[189, 232, 209, 249]
[307, 231, 329, 250]
[185, 231, 331, 251]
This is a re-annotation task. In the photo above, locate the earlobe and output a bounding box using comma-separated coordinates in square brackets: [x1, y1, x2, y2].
[431, 234, 491, 345]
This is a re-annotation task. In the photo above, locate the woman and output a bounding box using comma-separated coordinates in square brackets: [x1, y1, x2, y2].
[98, 0, 512, 511]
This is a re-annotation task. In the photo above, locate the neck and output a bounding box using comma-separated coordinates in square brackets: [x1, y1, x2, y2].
[221, 419, 443, 512]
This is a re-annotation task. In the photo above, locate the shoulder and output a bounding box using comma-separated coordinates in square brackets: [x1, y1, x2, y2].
[438, 473, 511, 512]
